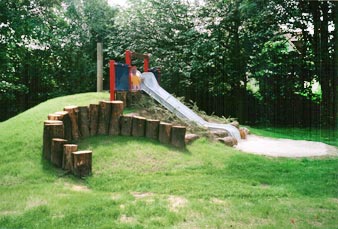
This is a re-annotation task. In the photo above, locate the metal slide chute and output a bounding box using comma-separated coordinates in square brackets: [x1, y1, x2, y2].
[141, 72, 241, 140]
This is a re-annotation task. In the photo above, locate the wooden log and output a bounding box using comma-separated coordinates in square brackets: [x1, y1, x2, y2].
[51, 138, 67, 167]
[127, 91, 141, 107]
[78, 106, 90, 138]
[132, 116, 146, 137]
[158, 122, 172, 144]
[48, 114, 61, 120]
[43, 121, 64, 161]
[120, 115, 133, 136]
[97, 101, 111, 135]
[171, 126, 186, 148]
[63, 144, 78, 171]
[72, 150, 92, 177]
[54, 111, 72, 141]
[109, 101, 124, 136]
[89, 104, 99, 136]
[185, 134, 199, 145]
[115, 91, 127, 107]
[64, 106, 80, 140]
[145, 119, 160, 140]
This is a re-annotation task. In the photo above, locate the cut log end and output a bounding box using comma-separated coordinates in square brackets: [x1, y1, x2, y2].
[51, 138, 68, 167]
[72, 150, 92, 177]
[159, 122, 172, 144]
[171, 126, 186, 148]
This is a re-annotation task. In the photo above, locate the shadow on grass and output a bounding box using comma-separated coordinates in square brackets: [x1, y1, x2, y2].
[79, 135, 192, 155]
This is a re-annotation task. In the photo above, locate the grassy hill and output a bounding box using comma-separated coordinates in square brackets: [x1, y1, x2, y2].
[0, 92, 337, 228]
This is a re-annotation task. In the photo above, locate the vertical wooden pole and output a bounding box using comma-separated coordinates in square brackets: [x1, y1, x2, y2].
[97, 42, 103, 92]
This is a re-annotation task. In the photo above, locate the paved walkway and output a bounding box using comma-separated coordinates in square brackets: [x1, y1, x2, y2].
[236, 135, 338, 158]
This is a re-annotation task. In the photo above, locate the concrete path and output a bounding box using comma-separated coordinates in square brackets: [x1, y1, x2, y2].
[235, 135, 338, 158]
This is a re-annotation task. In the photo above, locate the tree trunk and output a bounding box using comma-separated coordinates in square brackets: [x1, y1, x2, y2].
[115, 91, 127, 107]
[43, 120, 64, 161]
[159, 122, 172, 144]
[51, 138, 67, 167]
[64, 106, 80, 140]
[120, 115, 133, 136]
[109, 101, 124, 135]
[132, 116, 146, 137]
[89, 104, 99, 136]
[97, 101, 111, 135]
[63, 144, 78, 172]
[73, 150, 92, 177]
[78, 106, 90, 138]
[171, 126, 186, 148]
[54, 111, 72, 141]
[145, 119, 160, 140]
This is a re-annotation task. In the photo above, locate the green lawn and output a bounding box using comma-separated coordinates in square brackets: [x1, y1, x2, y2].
[248, 126, 338, 147]
[0, 92, 337, 228]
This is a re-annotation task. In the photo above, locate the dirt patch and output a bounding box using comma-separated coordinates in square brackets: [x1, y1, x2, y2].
[0, 210, 19, 216]
[236, 135, 338, 158]
[26, 199, 47, 209]
[168, 195, 187, 212]
[120, 214, 137, 224]
[131, 192, 154, 199]
[211, 198, 227, 205]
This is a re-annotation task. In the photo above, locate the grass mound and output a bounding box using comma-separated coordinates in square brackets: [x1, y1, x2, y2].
[0, 92, 337, 228]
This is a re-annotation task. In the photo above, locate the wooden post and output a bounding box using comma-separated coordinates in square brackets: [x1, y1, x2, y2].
[120, 115, 133, 136]
[78, 106, 90, 138]
[63, 144, 78, 171]
[64, 106, 80, 141]
[97, 101, 111, 135]
[159, 122, 172, 144]
[97, 42, 103, 92]
[171, 126, 186, 148]
[51, 138, 67, 167]
[109, 101, 123, 136]
[115, 91, 127, 107]
[145, 119, 160, 140]
[73, 150, 92, 177]
[43, 120, 64, 161]
[132, 116, 146, 137]
[48, 114, 61, 120]
[89, 104, 99, 136]
[54, 111, 72, 141]
[127, 91, 141, 107]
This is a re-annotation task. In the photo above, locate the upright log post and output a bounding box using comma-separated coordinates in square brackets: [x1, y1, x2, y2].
[120, 115, 133, 136]
[159, 122, 172, 144]
[73, 150, 92, 177]
[78, 106, 90, 138]
[54, 111, 72, 141]
[109, 101, 124, 136]
[51, 138, 67, 167]
[115, 92, 127, 107]
[145, 119, 160, 140]
[43, 120, 64, 161]
[64, 106, 80, 141]
[48, 114, 61, 120]
[63, 144, 78, 171]
[132, 116, 146, 137]
[89, 104, 99, 136]
[171, 126, 186, 148]
[97, 101, 111, 135]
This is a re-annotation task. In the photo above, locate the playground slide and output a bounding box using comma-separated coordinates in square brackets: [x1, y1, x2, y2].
[141, 72, 241, 140]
